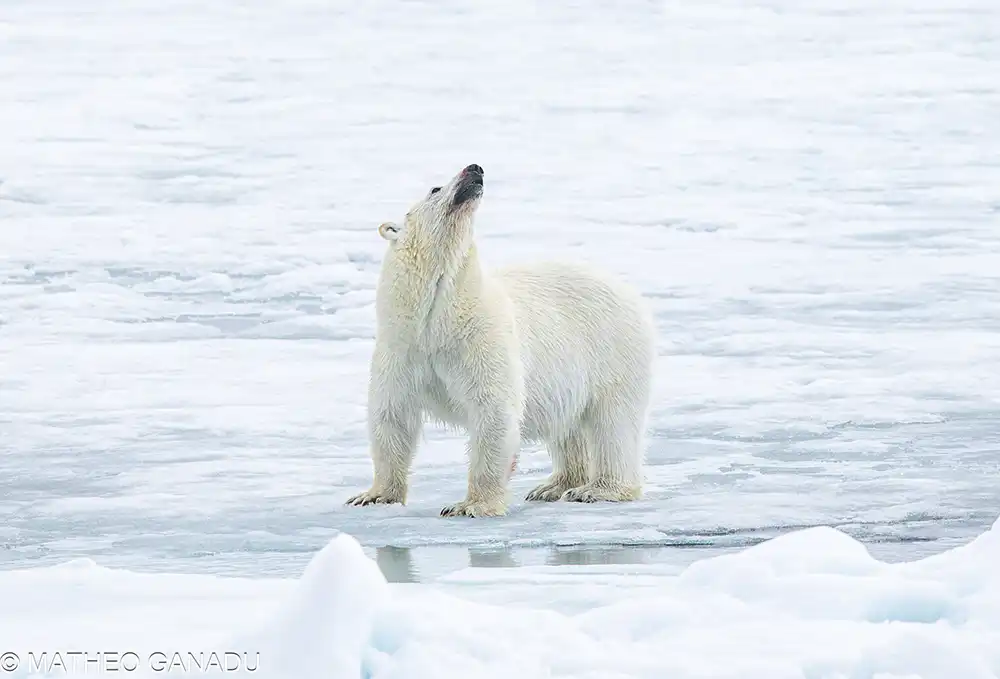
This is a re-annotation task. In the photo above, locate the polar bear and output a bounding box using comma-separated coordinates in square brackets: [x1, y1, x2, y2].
[346, 164, 656, 518]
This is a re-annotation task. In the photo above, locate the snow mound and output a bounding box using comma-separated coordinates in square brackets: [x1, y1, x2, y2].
[2, 520, 998, 678]
[232, 532, 390, 679]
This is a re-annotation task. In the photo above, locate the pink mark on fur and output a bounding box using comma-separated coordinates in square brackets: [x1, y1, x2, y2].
[507, 453, 519, 480]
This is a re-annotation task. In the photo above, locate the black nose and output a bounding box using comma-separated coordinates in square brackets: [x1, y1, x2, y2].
[464, 164, 483, 175]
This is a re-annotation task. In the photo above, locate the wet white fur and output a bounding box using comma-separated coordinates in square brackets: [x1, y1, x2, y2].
[347, 167, 656, 517]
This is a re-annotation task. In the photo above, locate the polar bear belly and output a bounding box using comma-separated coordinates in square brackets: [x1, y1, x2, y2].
[497, 262, 654, 442]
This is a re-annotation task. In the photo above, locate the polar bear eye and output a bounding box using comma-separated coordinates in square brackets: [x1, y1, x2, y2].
[429, 187, 441, 195]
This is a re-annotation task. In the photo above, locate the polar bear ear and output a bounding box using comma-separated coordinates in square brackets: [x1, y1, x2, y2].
[378, 222, 401, 241]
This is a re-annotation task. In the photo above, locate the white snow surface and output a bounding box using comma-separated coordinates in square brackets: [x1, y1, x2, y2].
[2, 0, 1000, 577]
[3, 519, 1000, 678]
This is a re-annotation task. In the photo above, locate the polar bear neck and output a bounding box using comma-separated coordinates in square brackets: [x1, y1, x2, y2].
[376, 228, 481, 347]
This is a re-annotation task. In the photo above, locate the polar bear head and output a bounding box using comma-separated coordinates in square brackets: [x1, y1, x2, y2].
[378, 164, 484, 256]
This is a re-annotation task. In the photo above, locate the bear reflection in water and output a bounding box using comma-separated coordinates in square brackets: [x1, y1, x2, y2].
[373, 544, 685, 584]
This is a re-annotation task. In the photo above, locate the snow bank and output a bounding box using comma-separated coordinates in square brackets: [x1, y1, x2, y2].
[1, 520, 998, 678]
[367, 517, 1000, 679]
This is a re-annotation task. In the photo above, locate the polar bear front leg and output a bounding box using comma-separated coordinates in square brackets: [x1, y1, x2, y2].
[346, 352, 423, 507]
[436, 336, 522, 519]
[346, 402, 421, 506]
[440, 407, 519, 518]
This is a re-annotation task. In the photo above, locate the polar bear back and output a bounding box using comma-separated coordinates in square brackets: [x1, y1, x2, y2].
[494, 261, 655, 441]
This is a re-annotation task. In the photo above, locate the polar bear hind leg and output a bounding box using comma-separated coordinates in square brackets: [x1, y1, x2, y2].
[525, 429, 590, 502]
[561, 384, 646, 503]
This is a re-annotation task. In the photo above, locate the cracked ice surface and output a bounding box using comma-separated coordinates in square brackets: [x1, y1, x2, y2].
[2, 0, 999, 576]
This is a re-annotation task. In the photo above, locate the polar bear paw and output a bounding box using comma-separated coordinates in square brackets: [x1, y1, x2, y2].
[440, 497, 507, 518]
[561, 482, 641, 503]
[345, 487, 404, 507]
[525, 475, 578, 502]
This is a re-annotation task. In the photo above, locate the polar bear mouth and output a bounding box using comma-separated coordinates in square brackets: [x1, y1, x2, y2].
[451, 164, 484, 209]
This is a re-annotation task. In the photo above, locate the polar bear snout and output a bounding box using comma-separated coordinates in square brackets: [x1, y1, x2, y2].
[453, 164, 484, 207]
